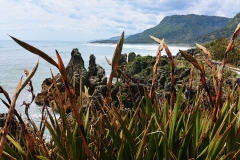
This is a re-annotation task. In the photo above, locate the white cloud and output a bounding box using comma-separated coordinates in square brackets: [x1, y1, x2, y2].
[0, 0, 239, 41]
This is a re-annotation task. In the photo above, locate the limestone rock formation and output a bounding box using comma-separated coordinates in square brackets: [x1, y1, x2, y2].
[35, 47, 238, 111]
[128, 52, 136, 63]
[35, 49, 107, 108]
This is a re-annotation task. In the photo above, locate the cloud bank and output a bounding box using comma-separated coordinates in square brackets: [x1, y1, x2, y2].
[0, 0, 239, 41]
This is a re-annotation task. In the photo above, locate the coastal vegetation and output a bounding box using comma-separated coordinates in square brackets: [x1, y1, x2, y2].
[0, 23, 239, 160]
[203, 37, 240, 66]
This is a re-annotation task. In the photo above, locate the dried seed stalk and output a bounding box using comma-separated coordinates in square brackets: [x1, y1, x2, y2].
[187, 65, 194, 103]
[0, 59, 39, 156]
[149, 35, 175, 109]
[106, 32, 124, 104]
[180, 51, 215, 109]
[149, 38, 164, 99]
[196, 43, 217, 94]
[215, 23, 240, 112]
[164, 44, 176, 109]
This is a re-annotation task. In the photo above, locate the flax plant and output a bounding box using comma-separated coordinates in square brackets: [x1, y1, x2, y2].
[0, 23, 240, 160]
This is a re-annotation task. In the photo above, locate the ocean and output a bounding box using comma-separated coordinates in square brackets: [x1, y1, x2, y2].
[0, 40, 190, 123]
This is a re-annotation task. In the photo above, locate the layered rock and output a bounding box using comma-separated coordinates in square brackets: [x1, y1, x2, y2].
[128, 52, 136, 63]
[88, 54, 107, 95]
[35, 49, 107, 109]
[88, 50, 197, 109]
[35, 47, 239, 110]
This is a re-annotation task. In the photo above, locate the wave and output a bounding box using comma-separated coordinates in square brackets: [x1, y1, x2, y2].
[84, 43, 117, 48]
[123, 44, 158, 50]
[85, 42, 159, 49]
[84, 43, 190, 54]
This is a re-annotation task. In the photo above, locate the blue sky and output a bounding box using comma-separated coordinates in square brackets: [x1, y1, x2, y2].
[0, 0, 239, 41]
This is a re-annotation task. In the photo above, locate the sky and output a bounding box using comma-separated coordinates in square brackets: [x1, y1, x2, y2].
[0, 0, 239, 41]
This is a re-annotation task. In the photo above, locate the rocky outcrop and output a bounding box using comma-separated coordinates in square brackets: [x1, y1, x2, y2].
[35, 47, 239, 110]
[107, 52, 191, 107]
[88, 54, 97, 77]
[118, 53, 127, 66]
[66, 48, 85, 83]
[88, 54, 107, 95]
[64, 49, 89, 96]
[128, 52, 136, 62]
[117, 48, 205, 104]
[35, 49, 107, 108]
[35, 77, 53, 106]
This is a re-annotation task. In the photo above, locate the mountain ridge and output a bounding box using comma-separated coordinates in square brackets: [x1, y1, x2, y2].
[91, 13, 239, 44]
[193, 13, 240, 43]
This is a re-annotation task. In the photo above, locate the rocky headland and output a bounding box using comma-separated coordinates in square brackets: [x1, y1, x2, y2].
[35, 48, 240, 111]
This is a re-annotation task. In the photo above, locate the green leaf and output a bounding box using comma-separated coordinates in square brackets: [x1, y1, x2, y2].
[238, 94, 240, 111]
[84, 107, 90, 131]
[136, 116, 153, 160]
[114, 110, 137, 153]
[163, 100, 169, 159]
[145, 120, 157, 160]
[104, 115, 121, 149]
[44, 119, 68, 159]
[197, 146, 209, 159]
[128, 103, 141, 130]
[210, 99, 230, 139]
[36, 156, 49, 160]
[209, 119, 236, 159]
[175, 111, 184, 138]
[168, 85, 183, 150]
[145, 93, 153, 119]
[6, 134, 26, 158]
[178, 103, 200, 159]
[4, 142, 21, 160]
[117, 139, 125, 160]
[73, 123, 82, 160]
[178, 125, 193, 159]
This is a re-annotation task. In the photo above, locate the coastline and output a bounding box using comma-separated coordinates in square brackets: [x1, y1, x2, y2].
[89, 40, 195, 48]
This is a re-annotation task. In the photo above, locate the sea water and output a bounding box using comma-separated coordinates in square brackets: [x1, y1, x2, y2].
[0, 40, 190, 123]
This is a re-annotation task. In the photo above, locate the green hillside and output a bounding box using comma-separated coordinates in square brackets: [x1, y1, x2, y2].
[194, 13, 240, 43]
[124, 14, 229, 44]
[92, 14, 238, 44]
